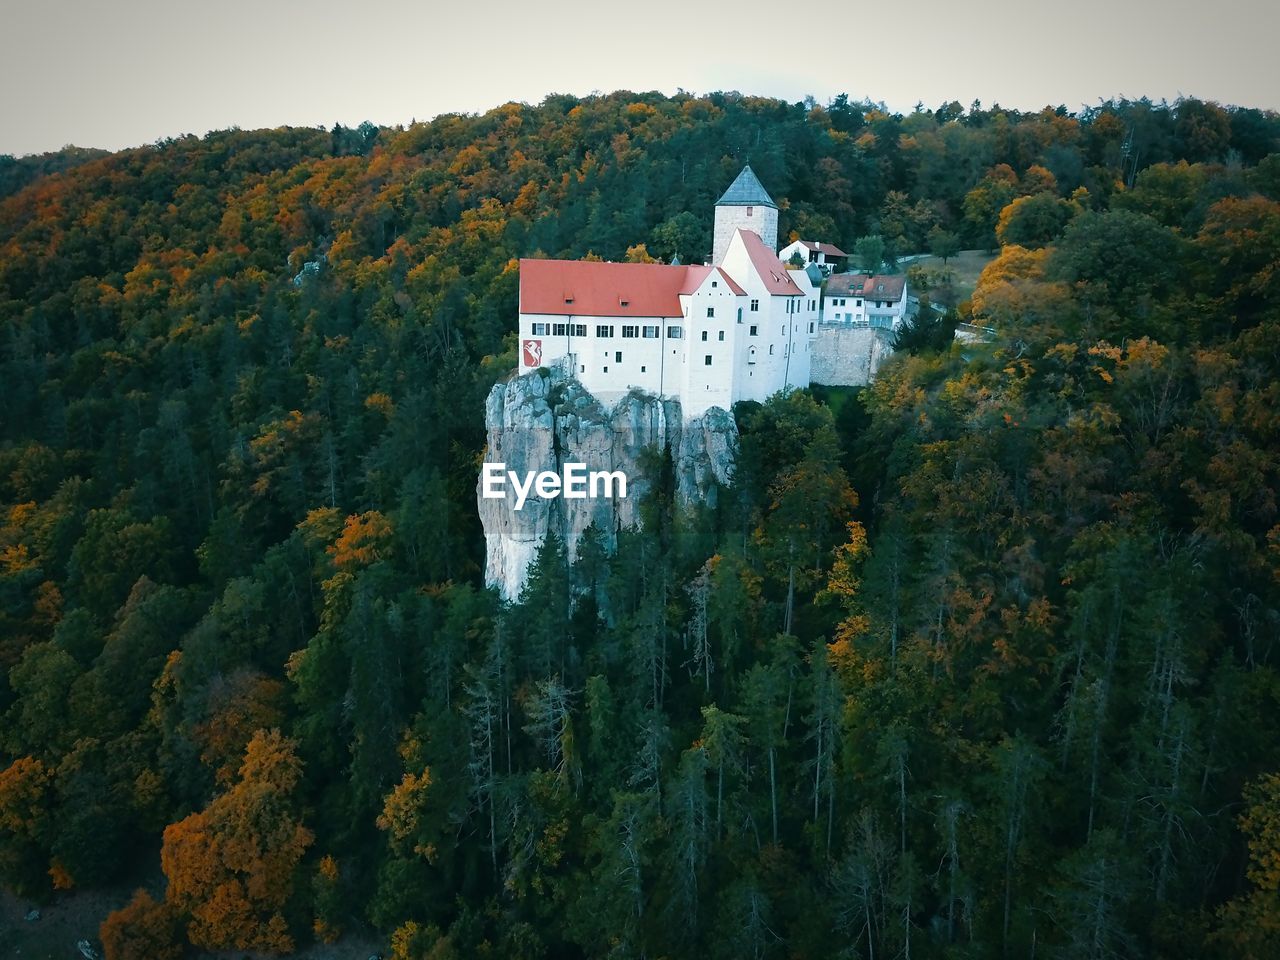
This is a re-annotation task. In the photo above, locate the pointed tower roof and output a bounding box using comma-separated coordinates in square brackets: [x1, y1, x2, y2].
[716, 165, 777, 209]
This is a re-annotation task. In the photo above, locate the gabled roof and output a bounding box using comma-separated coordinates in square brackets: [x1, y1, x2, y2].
[799, 240, 848, 257]
[738, 229, 803, 296]
[681, 266, 747, 297]
[716, 165, 778, 209]
[519, 259, 745, 318]
[826, 273, 907, 301]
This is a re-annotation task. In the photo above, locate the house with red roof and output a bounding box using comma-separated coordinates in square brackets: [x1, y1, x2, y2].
[517, 166, 820, 417]
[778, 239, 848, 275]
[822, 272, 910, 331]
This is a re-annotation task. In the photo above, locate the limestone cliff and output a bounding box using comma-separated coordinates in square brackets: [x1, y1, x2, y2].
[478, 364, 737, 600]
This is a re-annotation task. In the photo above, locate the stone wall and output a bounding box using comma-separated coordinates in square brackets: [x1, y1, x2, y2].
[810, 324, 897, 386]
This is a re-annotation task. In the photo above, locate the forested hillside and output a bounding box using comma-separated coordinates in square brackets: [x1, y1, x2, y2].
[2, 91, 1280, 959]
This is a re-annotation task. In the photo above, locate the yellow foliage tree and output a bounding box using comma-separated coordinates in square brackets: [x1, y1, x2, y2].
[1215, 772, 1280, 958]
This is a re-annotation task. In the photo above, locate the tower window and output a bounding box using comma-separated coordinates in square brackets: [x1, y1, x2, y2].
[704, 355, 712, 365]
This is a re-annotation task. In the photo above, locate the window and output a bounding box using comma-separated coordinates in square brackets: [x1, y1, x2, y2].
[603, 365, 608, 373]
[622, 325, 638, 338]
[856, 299, 863, 307]
[748, 346, 757, 364]
[642, 325, 659, 338]
[667, 325, 682, 339]
[619, 299, 629, 307]
[615, 351, 622, 363]
[596, 324, 614, 338]
[531, 322, 549, 335]
[750, 299, 759, 311]
[737, 308, 743, 323]
[701, 331, 708, 342]
[641, 365, 646, 373]
[574, 324, 586, 337]
[711, 280, 718, 288]
[809, 322, 815, 333]
[746, 206, 753, 216]
[553, 323, 567, 336]
[749, 325, 758, 336]
[769, 344, 774, 355]
[704, 355, 712, 365]
[718, 331, 725, 341]
[706, 307, 715, 318]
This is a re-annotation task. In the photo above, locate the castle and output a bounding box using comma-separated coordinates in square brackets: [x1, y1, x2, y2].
[516, 166, 822, 418]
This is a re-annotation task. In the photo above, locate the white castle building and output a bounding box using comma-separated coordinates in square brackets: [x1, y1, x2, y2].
[516, 167, 821, 418]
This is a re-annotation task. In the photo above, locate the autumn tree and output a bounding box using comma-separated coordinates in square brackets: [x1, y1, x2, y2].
[160, 729, 313, 953]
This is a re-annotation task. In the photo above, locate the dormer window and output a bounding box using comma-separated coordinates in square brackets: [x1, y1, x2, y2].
[619, 298, 629, 307]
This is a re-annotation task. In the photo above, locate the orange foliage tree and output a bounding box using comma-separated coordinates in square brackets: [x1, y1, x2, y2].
[160, 728, 313, 953]
[100, 889, 182, 960]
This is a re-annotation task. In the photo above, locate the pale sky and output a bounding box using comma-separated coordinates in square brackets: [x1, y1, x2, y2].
[1, 0, 1275, 156]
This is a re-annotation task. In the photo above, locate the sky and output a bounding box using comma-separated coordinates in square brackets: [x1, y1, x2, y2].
[1, 0, 1276, 157]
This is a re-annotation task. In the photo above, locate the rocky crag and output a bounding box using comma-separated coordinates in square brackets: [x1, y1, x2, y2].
[477, 363, 737, 600]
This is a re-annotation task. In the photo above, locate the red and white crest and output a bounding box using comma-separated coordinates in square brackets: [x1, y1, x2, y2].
[522, 339, 542, 368]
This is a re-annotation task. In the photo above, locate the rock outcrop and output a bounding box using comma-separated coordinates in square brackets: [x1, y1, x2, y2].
[478, 364, 737, 600]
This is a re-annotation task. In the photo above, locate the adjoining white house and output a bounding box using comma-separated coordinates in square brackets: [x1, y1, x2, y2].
[821, 273, 909, 331]
[778, 239, 848, 275]
[517, 166, 820, 418]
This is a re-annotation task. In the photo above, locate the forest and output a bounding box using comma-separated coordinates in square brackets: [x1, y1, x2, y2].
[2, 90, 1280, 959]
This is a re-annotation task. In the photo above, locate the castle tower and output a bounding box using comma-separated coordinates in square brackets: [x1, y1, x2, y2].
[712, 165, 778, 265]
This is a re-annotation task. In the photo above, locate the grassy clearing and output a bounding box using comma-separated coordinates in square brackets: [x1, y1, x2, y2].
[905, 249, 998, 306]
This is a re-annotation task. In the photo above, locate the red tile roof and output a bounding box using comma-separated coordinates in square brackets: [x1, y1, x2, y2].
[739, 230, 803, 296]
[826, 272, 906, 301]
[519, 259, 746, 317]
[801, 240, 848, 257]
[682, 265, 747, 296]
